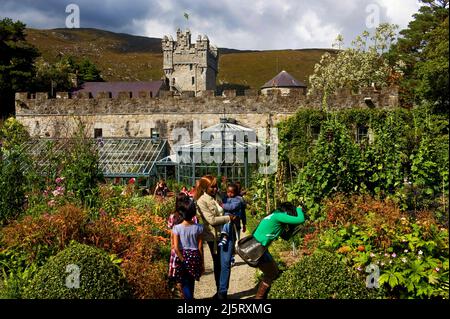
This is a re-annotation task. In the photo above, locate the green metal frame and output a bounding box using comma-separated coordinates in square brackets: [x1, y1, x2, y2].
[17, 138, 167, 186]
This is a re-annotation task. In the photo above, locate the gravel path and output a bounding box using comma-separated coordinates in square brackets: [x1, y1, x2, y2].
[194, 238, 258, 299]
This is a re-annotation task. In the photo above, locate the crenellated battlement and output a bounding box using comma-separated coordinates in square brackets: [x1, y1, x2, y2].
[14, 86, 399, 141]
[15, 86, 399, 116]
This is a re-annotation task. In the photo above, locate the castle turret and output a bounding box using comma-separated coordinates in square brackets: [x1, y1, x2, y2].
[162, 29, 218, 95]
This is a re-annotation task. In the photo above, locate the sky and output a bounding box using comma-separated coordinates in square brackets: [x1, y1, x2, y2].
[0, 0, 422, 50]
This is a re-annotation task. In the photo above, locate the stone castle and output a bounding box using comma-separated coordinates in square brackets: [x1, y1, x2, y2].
[162, 29, 218, 95]
[15, 29, 399, 151]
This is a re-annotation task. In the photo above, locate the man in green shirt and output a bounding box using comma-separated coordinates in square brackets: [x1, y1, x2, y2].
[253, 202, 305, 299]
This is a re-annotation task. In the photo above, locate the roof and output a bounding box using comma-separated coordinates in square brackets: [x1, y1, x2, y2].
[71, 81, 164, 98]
[174, 119, 263, 163]
[261, 70, 306, 89]
[17, 138, 167, 178]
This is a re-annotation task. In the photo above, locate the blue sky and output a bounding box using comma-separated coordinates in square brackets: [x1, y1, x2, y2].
[0, 0, 422, 50]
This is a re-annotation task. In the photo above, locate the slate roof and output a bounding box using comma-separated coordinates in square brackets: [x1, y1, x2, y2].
[71, 81, 165, 98]
[261, 70, 306, 89]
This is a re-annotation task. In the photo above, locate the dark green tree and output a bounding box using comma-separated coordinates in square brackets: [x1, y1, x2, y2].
[0, 18, 39, 118]
[390, 0, 449, 112]
[76, 58, 103, 82]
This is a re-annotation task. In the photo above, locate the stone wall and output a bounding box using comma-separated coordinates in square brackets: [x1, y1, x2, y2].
[15, 86, 399, 151]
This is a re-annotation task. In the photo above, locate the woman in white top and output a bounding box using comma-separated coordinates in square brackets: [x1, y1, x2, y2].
[195, 175, 237, 299]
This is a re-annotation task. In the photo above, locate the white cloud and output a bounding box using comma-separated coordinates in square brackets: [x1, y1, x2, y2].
[0, 9, 61, 29]
[0, 0, 424, 50]
[376, 0, 421, 28]
[294, 10, 341, 46]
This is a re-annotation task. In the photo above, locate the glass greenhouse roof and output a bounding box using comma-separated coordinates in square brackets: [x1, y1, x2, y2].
[16, 138, 167, 178]
[175, 120, 262, 154]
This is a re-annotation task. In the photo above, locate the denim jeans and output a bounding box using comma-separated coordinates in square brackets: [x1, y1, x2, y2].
[181, 275, 195, 300]
[218, 226, 235, 296]
[207, 241, 221, 291]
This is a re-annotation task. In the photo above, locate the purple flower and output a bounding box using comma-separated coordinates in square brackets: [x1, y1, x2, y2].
[356, 267, 362, 271]
[391, 253, 397, 258]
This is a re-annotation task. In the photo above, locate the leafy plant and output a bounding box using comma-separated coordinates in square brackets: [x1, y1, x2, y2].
[269, 250, 379, 299]
[25, 241, 130, 299]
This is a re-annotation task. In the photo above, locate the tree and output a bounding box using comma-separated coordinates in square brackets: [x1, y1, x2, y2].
[33, 57, 76, 94]
[389, 0, 449, 111]
[0, 18, 39, 118]
[33, 56, 103, 94]
[76, 58, 103, 82]
[415, 17, 449, 113]
[308, 24, 403, 98]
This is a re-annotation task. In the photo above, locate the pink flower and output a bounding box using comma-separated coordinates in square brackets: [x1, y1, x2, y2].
[435, 267, 440, 272]
[55, 177, 64, 184]
[48, 200, 56, 207]
[391, 253, 397, 258]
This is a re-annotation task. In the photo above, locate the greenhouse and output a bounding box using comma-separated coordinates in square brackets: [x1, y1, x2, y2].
[17, 137, 168, 187]
[172, 118, 263, 188]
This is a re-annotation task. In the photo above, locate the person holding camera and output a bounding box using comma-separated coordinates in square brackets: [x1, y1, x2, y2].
[252, 202, 305, 299]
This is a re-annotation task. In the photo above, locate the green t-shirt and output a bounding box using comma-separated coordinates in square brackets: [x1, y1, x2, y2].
[253, 209, 305, 247]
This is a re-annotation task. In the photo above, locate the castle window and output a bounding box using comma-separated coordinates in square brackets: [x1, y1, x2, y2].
[192, 77, 195, 85]
[190, 64, 193, 70]
[94, 128, 103, 138]
[172, 78, 176, 85]
[356, 125, 368, 143]
[310, 125, 320, 140]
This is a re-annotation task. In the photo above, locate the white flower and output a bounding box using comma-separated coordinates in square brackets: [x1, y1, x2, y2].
[370, 253, 376, 258]
[418, 250, 423, 255]
[435, 267, 440, 272]
[404, 249, 408, 253]
[401, 257, 407, 263]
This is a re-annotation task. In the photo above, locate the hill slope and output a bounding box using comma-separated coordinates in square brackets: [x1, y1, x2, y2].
[25, 28, 335, 89]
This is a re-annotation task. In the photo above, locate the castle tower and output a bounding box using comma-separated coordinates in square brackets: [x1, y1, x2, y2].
[162, 29, 218, 95]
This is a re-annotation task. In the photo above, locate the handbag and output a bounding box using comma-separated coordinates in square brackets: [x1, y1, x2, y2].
[235, 234, 267, 267]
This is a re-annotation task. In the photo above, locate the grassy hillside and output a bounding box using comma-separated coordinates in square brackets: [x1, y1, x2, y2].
[25, 28, 335, 89]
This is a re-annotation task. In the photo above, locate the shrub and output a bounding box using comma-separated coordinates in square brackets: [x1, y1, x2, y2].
[121, 236, 172, 299]
[25, 241, 129, 299]
[0, 204, 87, 262]
[268, 250, 378, 299]
[0, 147, 29, 225]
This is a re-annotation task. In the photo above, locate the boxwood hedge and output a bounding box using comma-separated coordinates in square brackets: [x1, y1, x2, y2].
[268, 250, 380, 299]
[25, 241, 129, 299]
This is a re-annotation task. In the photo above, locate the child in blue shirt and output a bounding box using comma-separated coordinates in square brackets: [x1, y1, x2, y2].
[219, 183, 247, 247]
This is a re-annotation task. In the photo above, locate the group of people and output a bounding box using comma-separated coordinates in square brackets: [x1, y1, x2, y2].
[166, 175, 305, 300]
